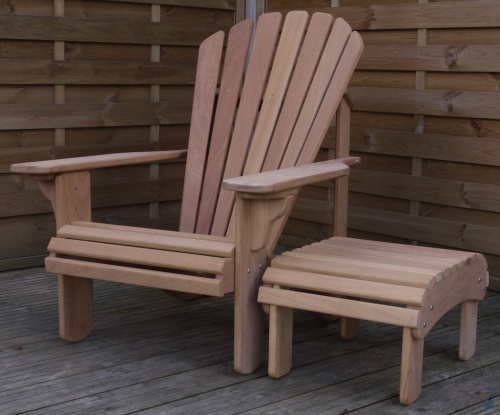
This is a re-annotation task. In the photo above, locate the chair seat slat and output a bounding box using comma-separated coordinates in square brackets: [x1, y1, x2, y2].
[71, 221, 233, 243]
[297, 242, 464, 272]
[49, 238, 229, 275]
[58, 224, 234, 257]
[272, 252, 438, 288]
[262, 268, 427, 306]
[330, 237, 479, 261]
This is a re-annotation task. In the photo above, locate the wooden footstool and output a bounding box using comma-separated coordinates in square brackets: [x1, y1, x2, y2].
[257, 237, 488, 405]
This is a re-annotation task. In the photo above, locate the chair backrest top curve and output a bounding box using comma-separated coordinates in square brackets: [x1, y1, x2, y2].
[179, 11, 364, 240]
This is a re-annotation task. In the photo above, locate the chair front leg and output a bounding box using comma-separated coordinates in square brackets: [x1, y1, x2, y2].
[233, 191, 295, 374]
[46, 171, 94, 342]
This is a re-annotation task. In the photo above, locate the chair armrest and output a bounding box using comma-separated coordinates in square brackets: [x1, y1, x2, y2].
[222, 157, 359, 194]
[10, 150, 187, 175]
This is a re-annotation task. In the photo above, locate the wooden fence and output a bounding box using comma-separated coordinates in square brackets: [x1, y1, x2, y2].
[267, 0, 500, 289]
[0, 0, 242, 271]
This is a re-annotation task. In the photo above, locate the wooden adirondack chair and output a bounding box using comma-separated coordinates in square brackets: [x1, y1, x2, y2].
[10, 11, 364, 374]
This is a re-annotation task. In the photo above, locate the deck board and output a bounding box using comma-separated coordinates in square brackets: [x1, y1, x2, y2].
[0, 267, 498, 414]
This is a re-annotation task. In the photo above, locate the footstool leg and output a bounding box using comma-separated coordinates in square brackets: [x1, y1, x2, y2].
[341, 316, 360, 340]
[400, 327, 424, 405]
[459, 300, 478, 361]
[269, 304, 293, 378]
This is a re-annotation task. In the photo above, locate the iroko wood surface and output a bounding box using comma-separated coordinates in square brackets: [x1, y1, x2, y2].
[0, 267, 498, 414]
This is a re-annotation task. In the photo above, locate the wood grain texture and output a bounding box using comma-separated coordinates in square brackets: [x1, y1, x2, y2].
[266, 0, 500, 282]
[1, 267, 497, 413]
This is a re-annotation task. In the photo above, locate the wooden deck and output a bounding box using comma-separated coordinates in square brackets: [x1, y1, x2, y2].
[1, 267, 499, 414]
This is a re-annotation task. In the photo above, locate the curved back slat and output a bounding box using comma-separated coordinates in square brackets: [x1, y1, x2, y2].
[280, 17, 354, 168]
[179, 31, 224, 233]
[210, 12, 283, 236]
[298, 31, 364, 165]
[195, 19, 254, 235]
[262, 12, 334, 172]
[242, 11, 309, 177]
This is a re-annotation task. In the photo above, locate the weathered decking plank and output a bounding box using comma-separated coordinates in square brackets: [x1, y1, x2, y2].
[0, 268, 498, 414]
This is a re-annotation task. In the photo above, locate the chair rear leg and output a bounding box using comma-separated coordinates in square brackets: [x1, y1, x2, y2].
[459, 300, 479, 361]
[341, 316, 360, 340]
[58, 275, 94, 342]
[400, 327, 424, 405]
[268, 304, 293, 378]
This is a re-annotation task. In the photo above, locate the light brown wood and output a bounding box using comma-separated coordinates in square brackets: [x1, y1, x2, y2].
[280, 18, 353, 168]
[414, 257, 487, 339]
[329, 236, 479, 262]
[46, 256, 224, 297]
[271, 250, 438, 289]
[298, 241, 467, 272]
[459, 300, 479, 361]
[57, 224, 234, 257]
[211, 12, 282, 237]
[10, 150, 187, 175]
[333, 98, 351, 237]
[268, 303, 293, 378]
[242, 11, 309, 176]
[9, 12, 365, 376]
[400, 327, 424, 405]
[340, 317, 361, 341]
[196, 18, 253, 234]
[258, 287, 421, 328]
[71, 221, 233, 244]
[259, 156, 488, 407]
[223, 158, 357, 194]
[262, 12, 334, 172]
[179, 31, 224, 233]
[262, 267, 427, 306]
[233, 194, 267, 374]
[54, 171, 93, 342]
[48, 238, 229, 275]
